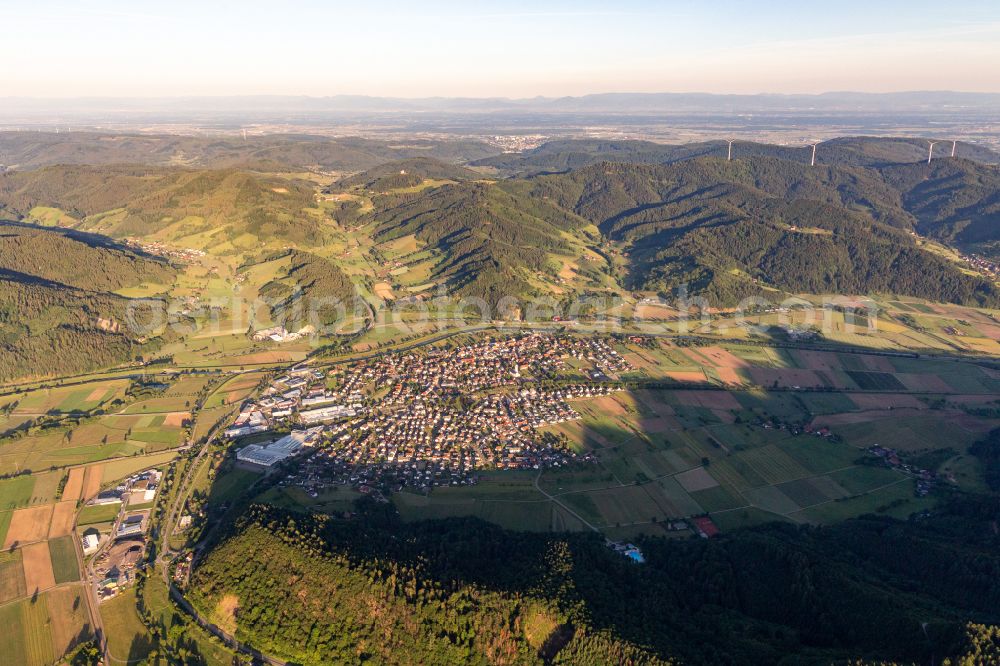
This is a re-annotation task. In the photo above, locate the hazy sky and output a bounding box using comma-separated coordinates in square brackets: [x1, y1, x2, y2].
[4, 0, 1000, 97]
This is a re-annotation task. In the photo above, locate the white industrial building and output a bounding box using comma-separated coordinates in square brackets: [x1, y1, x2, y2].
[82, 533, 100, 554]
[299, 404, 356, 424]
[236, 427, 323, 467]
[224, 408, 269, 439]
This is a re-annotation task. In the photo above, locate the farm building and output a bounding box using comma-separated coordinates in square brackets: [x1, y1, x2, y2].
[692, 516, 720, 538]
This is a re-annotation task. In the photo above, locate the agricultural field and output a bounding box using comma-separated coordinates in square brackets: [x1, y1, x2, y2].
[202, 371, 266, 410]
[101, 588, 155, 664]
[0, 374, 201, 477]
[8, 379, 130, 415]
[413, 355, 997, 536]
[77, 503, 123, 526]
[0, 586, 91, 666]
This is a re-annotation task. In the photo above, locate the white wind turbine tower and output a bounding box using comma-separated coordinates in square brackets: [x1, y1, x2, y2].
[808, 141, 819, 167]
[927, 140, 940, 164]
[727, 140, 735, 161]
[951, 140, 957, 158]
[242, 128, 247, 143]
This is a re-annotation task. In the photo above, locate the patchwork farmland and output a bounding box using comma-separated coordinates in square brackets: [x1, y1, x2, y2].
[2, 296, 1000, 664]
[388, 331, 1000, 539]
[0, 371, 228, 664]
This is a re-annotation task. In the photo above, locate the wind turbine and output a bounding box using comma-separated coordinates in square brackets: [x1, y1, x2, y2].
[951, 140, 957, 158]
[242, 128, 247, 143]
[726, 140, 736, 161]
[807, 141, 819, 167]
[927, 140, 940, 165]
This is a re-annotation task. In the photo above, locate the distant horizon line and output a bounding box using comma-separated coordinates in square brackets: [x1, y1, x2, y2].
[0, 88, 1000, 102]
[4, 90, 1000, 101]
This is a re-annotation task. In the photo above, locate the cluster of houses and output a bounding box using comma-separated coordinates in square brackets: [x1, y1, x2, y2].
[757, 420, 832, 438]
[296, 382, 623, 492]
[485, 134, 548, 153]
[226, 333, 634, 494]
[867, 445, 939, 496]
[960, 252, 1000, 281]
[123, 238, 206, 263]
[561, 336, 632, 375]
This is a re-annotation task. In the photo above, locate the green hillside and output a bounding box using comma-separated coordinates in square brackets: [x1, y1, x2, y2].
[334, 157, 480, 191]
[522, 159, 997, 305]
[875, 159, 1000, 255]
[0, 277, 165, 382]
[0, 138, 998, 379]
[0, 165, 327, 248]
[0, 223, 175, 381]
[257, 249, 364, 328]
[364, 157, 998, 306]
[371, 182, 590, 305]
[189, 498, 1000, 665]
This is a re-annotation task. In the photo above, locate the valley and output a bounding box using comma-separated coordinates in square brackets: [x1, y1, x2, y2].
[0, 132, 999, 665]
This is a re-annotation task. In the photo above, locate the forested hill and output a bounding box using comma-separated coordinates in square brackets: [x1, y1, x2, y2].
[0, 131, 495, 172]
[1, 137, 997, 312]
[189, 498, 1000, 665]
[521, 158, 1000, 305]
[472, 136, 1000, 175]
[370, 181, 591, 305]
[0, 224, 174, 381]
[874, 158, 1000, 253]
[367, 157, 999, 306]
[0, 165, 326, 247]
[0, 221, 174, 291]
[333, 157, 480, 191]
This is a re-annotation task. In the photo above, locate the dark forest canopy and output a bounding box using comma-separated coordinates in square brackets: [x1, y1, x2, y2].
[0, 221, 174, 292]
[190, 496, 1000, 666]
[0, 223, 175, 381]
[367, 155, 1000, 306]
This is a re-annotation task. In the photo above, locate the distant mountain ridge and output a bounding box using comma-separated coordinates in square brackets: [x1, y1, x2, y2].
[474, 137, 1000, 174]
[4, 91, 1000, 117]
[0, 132, 494, 172]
